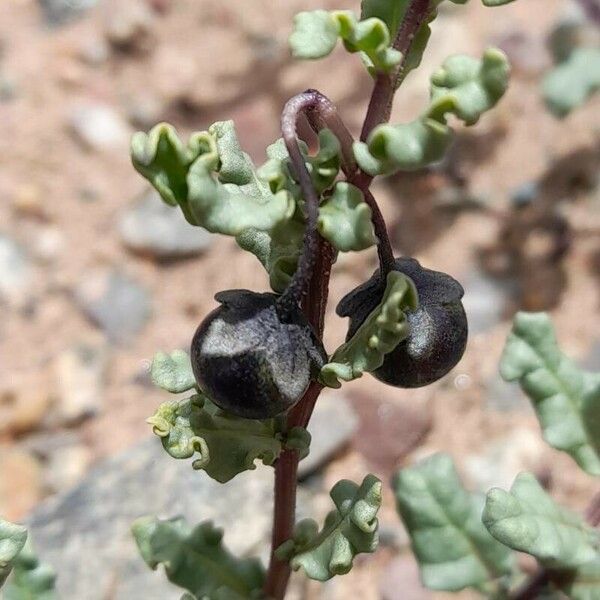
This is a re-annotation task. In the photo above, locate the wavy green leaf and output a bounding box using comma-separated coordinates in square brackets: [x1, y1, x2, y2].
[0, 520, 27, 588]
[500, 312, 600, 476]
[394, 453, 514, 593]
[276, 474, 381, 581]
[289, 10, 401, 74]
[132, 121, 294, 238]
[543, 48, 600, 118]
[320, 271, 418, 387]
[151, 350, 197, 394]
[132, 517, 265, 600]
[317, 182, 376, 252]
[2, 539, 58, 600]
[354, 48, 509, 175]
[147, 393, 310, 483]
[483, 473, 600, 569]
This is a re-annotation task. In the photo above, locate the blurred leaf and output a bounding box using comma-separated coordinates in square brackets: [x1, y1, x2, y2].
[151, 350, 196, 394]
[428, 48, 510, 125]
[354, 48, 509, 175]
[147, 393, 310, 483]
[354, 117, 452, 175]
[290, 10, 401, 73]
[500, 312, 600, 476]
[320, 271, 418, 387]
[394, 453, 515, 593]
[483, 473, 600, 569]
[543, 48, 600, 118]
[482, 0, 516, 5]
[318, 183, 376, 252]
[2, 539, 58, 600]
[0, 520, 27, 588]
[132, 517, 265, 599]
[277, 474, 381, 581]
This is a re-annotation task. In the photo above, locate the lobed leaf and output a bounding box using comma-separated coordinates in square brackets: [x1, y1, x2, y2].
[543, 48, 600, 118]
[483, 473, 600, 569]
[394, 453, 514, 593]
[320, 271, 418, 387]
[500, 312, 600, 476]
[276, 474, 381, 581]
[2, 539, 58, 600]
[147, 393, 310, 483]
[132, 517, 265, 599]
[354, 48, 509, 176]
[151, 350, 197, 394]
[317, 182, 376, 252]
[289, 10, 401, 74]
[0, 520, 27, 588]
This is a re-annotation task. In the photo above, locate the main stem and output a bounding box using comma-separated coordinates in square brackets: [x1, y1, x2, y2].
[264, 3, 433, 596]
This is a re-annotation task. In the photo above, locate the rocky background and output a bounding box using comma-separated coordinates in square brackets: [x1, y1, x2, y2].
[0, 0, 599, 598]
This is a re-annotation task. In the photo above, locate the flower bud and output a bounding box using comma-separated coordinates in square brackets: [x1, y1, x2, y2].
[191, 290, 326, 419]
[337, 257, 468, 388]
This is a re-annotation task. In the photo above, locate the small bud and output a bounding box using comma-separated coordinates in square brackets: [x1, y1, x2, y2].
[191, 290, 326, 419]
[337, 258, 468, 388]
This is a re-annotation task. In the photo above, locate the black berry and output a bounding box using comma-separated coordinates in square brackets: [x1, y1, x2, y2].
[191, 289, 326, 419]
[337, 257, 468, 388]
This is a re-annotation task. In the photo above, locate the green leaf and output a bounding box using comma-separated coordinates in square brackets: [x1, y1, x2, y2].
[2, 539, 58, 600]
[483, 472, 600, 569]
[277, 474, 381, 581]
[147, 393, 309, 483]
[289, 10, 402, 74]
[394, 453, 514, 593]
[151, 350, 197, 394]
[132, 517, 265, 599]
[543, 48, 600, 118]
[132, 121, 295, 238]
[187, 122, 294, 237]
[317, 183, 376, 252]
[500, 312, 600, 476]
[354, 48, 510, 176]
[0, 520, 27, 588]
[353, 117, 452, 175]
[428, 48, 511, 126]
[131, 123, 210, 224]
[320, 271, 418, 387]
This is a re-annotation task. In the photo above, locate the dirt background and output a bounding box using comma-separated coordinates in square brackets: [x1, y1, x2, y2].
[0, 0, 599, 598]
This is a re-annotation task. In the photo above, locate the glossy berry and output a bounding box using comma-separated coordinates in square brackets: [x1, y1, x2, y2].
[337, 257, 468, 388]
[191, 289, 326, 419]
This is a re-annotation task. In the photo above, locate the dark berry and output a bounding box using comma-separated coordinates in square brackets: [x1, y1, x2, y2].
[337, 257, 468, 388]
[190, 289, 326, 419]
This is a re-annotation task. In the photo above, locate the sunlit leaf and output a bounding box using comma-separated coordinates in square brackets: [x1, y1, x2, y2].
[394, 453, 515, 592]
[151, 350, 196, 394]
[483, 473, 600, 569]
[0, 520, 27, 588]
[500, 312, 600, 476]
[276, 474, 381, 581]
